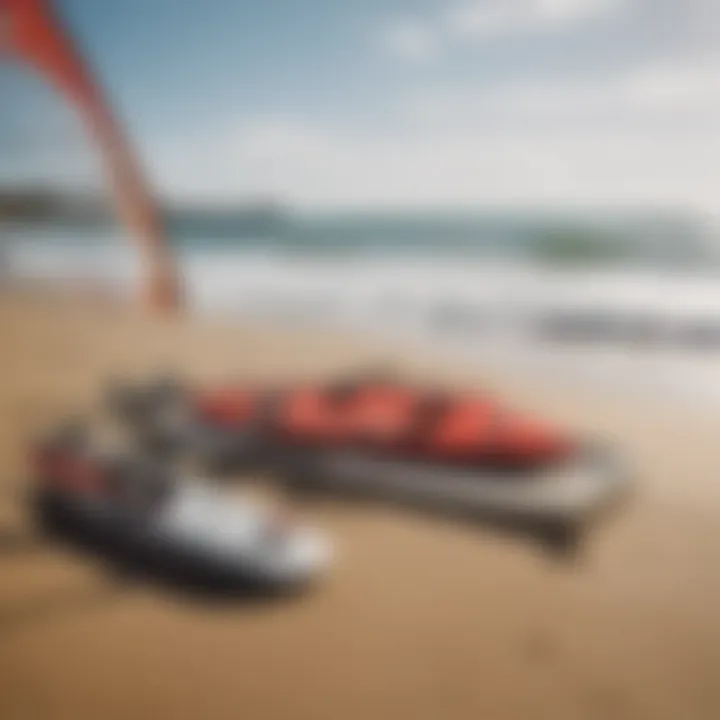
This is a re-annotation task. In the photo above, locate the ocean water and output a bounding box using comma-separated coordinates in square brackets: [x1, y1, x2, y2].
[2, 215, 720, 408]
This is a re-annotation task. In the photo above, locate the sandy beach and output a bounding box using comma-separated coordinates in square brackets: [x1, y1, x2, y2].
[1, 288, 719, 720]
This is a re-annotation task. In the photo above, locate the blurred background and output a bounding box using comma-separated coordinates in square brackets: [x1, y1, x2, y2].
[2, 0, 720, 406]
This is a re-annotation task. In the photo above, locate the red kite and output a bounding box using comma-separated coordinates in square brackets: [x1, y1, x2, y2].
[0, 0, 182, 311]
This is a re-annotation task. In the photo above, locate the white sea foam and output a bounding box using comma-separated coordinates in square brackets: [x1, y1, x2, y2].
[3, 229, 720, 407]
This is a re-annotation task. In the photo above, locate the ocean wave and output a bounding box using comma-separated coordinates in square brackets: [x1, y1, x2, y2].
[3, 230, 720, 406]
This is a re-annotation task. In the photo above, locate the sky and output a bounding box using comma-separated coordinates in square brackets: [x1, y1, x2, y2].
[1, 0, 719, 213]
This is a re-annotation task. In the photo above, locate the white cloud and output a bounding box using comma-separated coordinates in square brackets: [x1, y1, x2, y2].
[152, 110, 720, 215]
[152, 36, 719, 215]
[445, 3, 522, 38]
[381, 0, 627, 61]
[405, 58, 720, 126]
[448, 0, 625, 37]
[380, 18, 438, 63]
[625, 60, 720, 111]
[536, 0, 623, 24]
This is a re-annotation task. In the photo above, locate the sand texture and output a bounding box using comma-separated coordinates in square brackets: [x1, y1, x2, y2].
[1, 290, 719, 720]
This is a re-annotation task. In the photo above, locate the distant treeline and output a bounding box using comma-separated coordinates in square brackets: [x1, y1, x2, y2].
[0, 187, 111, 225]
[1, 187, 715, 269]
[0, 187, 288, 234]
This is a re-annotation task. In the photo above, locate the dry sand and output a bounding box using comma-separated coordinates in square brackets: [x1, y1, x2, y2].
[1, 289, 719, 720]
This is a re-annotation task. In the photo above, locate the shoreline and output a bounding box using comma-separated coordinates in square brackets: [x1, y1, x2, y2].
[5, 235, 720, 414]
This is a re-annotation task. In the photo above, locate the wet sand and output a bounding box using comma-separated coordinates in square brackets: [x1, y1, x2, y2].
[1, 289, 719, 720]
